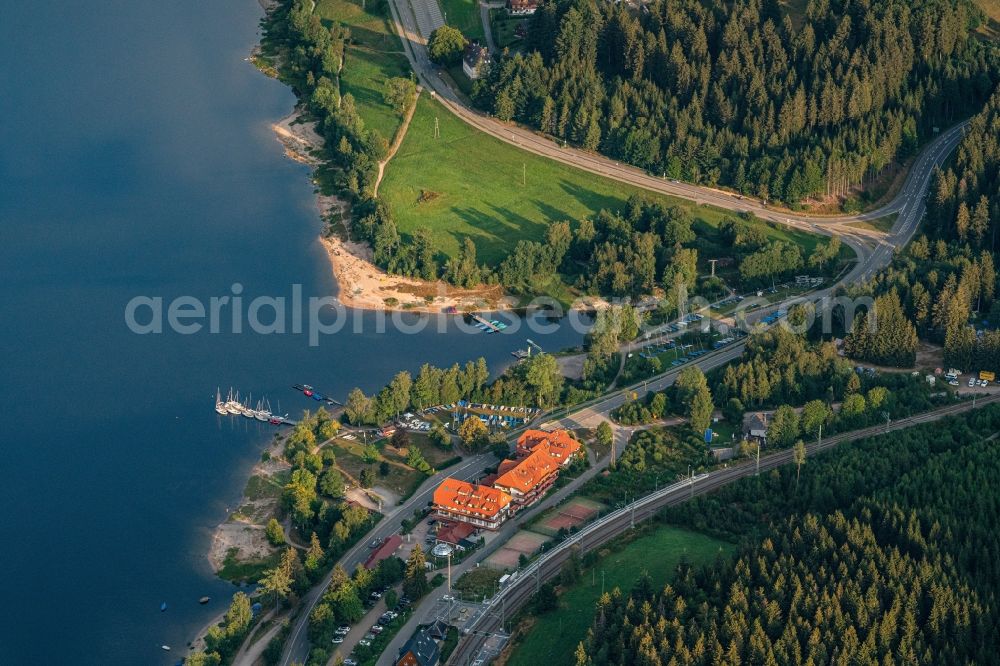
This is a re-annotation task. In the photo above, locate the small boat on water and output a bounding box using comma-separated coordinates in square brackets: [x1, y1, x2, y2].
[225, 389, 242, 415]
[239, 393, 255, 418]
[255, 398, 272, 422]
[199, 596, 211, 605]
[160, 602, 167, 612]
[161, 645, 171, 651]
[214, 388, 227, 415]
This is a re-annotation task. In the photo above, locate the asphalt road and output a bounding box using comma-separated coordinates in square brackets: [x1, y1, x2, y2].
[385, 0, 965, 240]
[265, 2, 971, 663]
[274, 455, 494, 666]
[446, 394, 1000, 666]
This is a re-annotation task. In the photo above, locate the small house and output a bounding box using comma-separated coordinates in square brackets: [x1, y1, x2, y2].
[463, 42, 490, 80]
[397, 629, 440, 666]
[744, 412, 768, 442]
[507, 0, 538, 15]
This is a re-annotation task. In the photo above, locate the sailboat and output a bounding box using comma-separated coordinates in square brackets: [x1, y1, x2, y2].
[214, 388, 227, 415]
[254, 398, 271, 422]
[239, 393, 255, 418]
[225, 389, 242, 415]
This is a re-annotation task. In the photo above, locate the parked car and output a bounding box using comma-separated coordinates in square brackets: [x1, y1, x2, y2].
[335, 626, 351, 635]
[358, 639, 372, 647]
[369, 590, 382, 600]
[332, 636, 344, 644]
[442, 594, 455, 602]
[370, 625, 384, 634]
[344, 660, 358, 666]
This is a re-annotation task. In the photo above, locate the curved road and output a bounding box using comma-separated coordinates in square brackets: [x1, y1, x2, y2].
[266, 2, 970, 664]
[386, 0, 964, 238]
[447, 393, 1000, 666]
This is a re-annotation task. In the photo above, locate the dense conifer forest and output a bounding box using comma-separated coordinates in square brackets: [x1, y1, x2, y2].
[845, 87, 1000, 370]
[475, 0, 1000, 204]
[572, 406, 1000, 665]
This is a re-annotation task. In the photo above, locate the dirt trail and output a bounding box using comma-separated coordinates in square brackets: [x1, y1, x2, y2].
[374, 89, 421, 196]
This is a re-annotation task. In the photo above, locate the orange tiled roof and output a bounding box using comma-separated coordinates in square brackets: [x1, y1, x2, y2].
[517, 429, 581, 462]
[433, 477, 512, 519]
[497, 459, 519, 476]
[494, 446, 558, 494]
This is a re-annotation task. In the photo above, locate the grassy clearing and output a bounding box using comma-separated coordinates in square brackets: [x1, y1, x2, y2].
[244, 473, 286, 501]
[440, 0, 485, 41]
[382, 97, 834, 266]
[849, 213, 898, 234]
[315, 0, 411, 140]
[505, 526, 733, 666]
[454, 567, 503, 600]
[219, 547, 281, 584]
[491, 10, 528, 50]
[326, 437, 428, 498]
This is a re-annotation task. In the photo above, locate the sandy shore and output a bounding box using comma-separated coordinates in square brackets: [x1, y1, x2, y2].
[320, 234, 510, 312]
[271, 104, 513, 313]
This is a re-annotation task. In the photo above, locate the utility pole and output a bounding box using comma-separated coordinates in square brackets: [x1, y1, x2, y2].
[447, 552, 452, 593]
[689, 465, 694, 498]
[709, 259, 717, 277]
[755, 443, 760, 476]
[434, 117, 440, 139]
[522, 163, 526, 186]
[817, 423, 822, 448]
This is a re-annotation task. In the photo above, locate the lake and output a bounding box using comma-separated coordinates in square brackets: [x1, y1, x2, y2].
[0, 1, 586, 663]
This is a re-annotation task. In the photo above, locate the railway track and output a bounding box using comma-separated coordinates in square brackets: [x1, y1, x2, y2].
[447, 394, 1000, 665]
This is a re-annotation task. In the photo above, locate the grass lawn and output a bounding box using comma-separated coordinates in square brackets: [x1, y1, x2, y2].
[491, 10, 528, 50]
[243, 471, 288, 501]
[848, 213, 897, 234]
[315, 0, 411, 141]
[382, 97, 833, 266]
[506, 526, 733, 666]
[219, 547, 281, 584]
[440, 0, 485, 41]
[326, 437, 427, 497]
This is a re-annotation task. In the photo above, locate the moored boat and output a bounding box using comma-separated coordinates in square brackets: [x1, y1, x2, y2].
[239, 393, 255, 418]
[214, 388, 227, 415]
[224, 389, 242, 415]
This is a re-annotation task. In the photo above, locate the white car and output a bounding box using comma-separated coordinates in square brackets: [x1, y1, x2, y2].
[969, 378, 976, 387]
[358, 639, 372, 647]
[335, 626, 351, 635]
[984, 380, 991, 387]
[332, 636, 344, 644]
[949, 379, 959, 386]
[442, 594, 455, 602]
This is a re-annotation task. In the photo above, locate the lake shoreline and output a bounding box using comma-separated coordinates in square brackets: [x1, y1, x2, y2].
[260, 24, 513, 315]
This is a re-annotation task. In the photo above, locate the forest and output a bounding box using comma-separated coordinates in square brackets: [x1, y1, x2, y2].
[475, 0, 999, 205]
[844, 86, 1000, 371]
[571, 405, 1000, 665]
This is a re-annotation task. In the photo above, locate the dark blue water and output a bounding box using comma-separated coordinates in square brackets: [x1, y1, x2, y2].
[0, 2, 585, 663]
